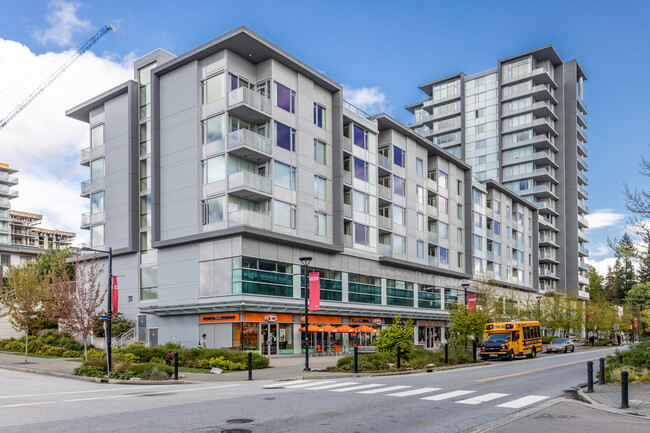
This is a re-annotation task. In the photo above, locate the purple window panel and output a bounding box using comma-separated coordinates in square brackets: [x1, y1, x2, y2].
[354, 157, 367, 181]
[393, 146, 404, 167]
[276, 83, 293, 113]
[394, 175, 405, 196]
[439, 196, 448, 214]
[355, 223, 368, 245]
[494, 221, 500, 235]
[353, 125, 366, 149]
[276, 122, 293, 151]
[230, 75, 238, 91]
[440, 247, 448, 264]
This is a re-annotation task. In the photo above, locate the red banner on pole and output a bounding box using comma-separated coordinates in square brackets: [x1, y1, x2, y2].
[468, 293, 476, 312]
[634, 317, 638, 328]
[112, 275, 119, 314]
[309, 272, 320, 311]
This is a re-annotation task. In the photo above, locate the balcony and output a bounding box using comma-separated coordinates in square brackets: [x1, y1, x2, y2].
[378, 154, 391, 171]
[0, 188, 18, 198]
[539, 234, 557, 246]
[532, 118, 558, 136]
[577, 110, 588, 129]
[428, 231, 438, 244]
[378, 215, 392, 231]
[578, 289, 590, 301]
[578, 214, 589, 228]
[540, 251, 559, 262]
[536, 201, 559, 216]
[578, 200, 589, 214]
[540, 268, 559, 279]
[378, 184, 392, 201]
[577, 155, 588, 171]
[0, 197, 10, 208]
[533, 185, 558, 200]
[343, 170, 352, 185]
[343, 204, 352, 219]
[579, 274, 590, 286]
[577, 96, 588, 114]
[426, 177, 437, 192]
[578, 245, 589, 257]
[502, 100, 557, 120]
[577, 126, 588, 143]
[578, 230, 589, 242]
[577, 170, 588, 186]
[0, 173, 18, 185]
[228, 209, 271, 231]
[486, 229, 494, 240]
[431, 118, 462, 137]
[578, 261, 589, 272]
[227, 87, 271, 124]
[80, 147, 91, 166]
[578, 185, 588, 200]
[343, 100, 377, 124]
[502, 67, 557, 89]
[344, 234, 353, 248]
[81, 211, 105, 229]
[501, 84, 557, 105]
[80, 180, 91, 197]
[427, 205, 438, 218]
[577, 140, 588, 157]
[378, 243, 392, 257]
[342, 137, 352, 153]
[227, 129, 272, 163]
[428, 255, 439, 267]
[228, 171, 271, 201]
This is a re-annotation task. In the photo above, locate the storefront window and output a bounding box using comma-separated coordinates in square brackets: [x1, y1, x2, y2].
[232, 256, 294, 297]
[301, 268, 342, 301]
[348, 273, 381, 304]
[386, 279, 414, 307]
[418, 286, 441, 309]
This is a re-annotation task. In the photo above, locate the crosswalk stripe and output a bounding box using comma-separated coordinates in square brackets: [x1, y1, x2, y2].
[497, 395, 549, 408]
[421, 390, 474, 401]
[284, 381, 333, 388]
[387, 387, 442, 397]
[330, 384, 385, 392]
[267, 380, 310, 388]
[305, 382, 359, 390]
[358, 385, 412, 395]
[456, 393, 510, 405]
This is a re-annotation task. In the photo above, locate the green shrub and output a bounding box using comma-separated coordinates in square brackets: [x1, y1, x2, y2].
[112, 352, 140, 364]
[109, 370, 136, 380]
[86, 348, 105, 360]
[595, 339, 615, 347]
[44, 346, 67, 357]
[27, 340, 46, 353]
[62, 350, 81, 358]
[3, 341, 25, 353]
[542, 336, 554, 344]
[329, 353, 394, 372]
[74, 365, 104, 378]
[81, 356, 107, 372]
[376, 315, 415, 361]
[127, 362, 174, 377]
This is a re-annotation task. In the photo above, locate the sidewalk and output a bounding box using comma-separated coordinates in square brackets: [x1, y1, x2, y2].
[0, 351, 81, 378]
[580, 383, 650, 418]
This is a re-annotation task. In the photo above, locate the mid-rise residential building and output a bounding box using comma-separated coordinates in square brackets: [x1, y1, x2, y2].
[407, 46, 589, 300]
[67, 27, 539, 351]
[10, 210, 75, 249]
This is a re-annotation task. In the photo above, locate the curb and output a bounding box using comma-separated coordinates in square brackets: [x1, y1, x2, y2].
[578, 387, 650, 420]
[464, 397, 566, 433]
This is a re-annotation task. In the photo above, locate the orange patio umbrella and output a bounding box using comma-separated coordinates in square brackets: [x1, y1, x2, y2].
[334, 324, 355, 333]
[299, 324, 324, 332]
[354, 325, 378, 333]
[321, 324, 337, 332]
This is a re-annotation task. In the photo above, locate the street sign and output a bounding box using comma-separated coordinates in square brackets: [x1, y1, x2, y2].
[100, 315, 109, 321]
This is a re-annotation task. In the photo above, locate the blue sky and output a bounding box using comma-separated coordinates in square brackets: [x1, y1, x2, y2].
[0, 0, 648, 274]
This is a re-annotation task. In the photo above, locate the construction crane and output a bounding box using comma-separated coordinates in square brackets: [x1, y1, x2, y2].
[0, 25, 116, 130]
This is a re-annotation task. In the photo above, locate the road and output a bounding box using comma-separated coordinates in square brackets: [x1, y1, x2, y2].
[0, 347, 618, 433]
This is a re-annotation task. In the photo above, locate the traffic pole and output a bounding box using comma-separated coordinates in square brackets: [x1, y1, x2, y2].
[599, 358, 605, 385]
[248, 352, 253, 381]
[354, 346, 359, 374]
[397, 345, 401, 369]
[621, 371, 629, 408]
[444, 343, 449, 365]
[587, 361, 594, 392]
[173, 352, 178, 380]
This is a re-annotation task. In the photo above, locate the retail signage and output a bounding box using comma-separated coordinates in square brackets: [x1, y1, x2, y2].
[468, 293, 476, 312]
[309, 272, 320, 311]
[200, 313, 240, 323]
[300, 315, 342, 324]
[350, 317, 382, 325]
[112, 276, 119, 314]
[418, 320, 445, 327]
[245, 313, 292, 323]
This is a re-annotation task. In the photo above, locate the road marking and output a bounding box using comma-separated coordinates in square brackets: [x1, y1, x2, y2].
[284, 381, 333, 388]
[0, 385, 171, 399]
[0, 401, 58, 409]
[330, 384, 385, 392]
[497, 395, 548, 408]
[305, 382, 359, 390]
[388, 387, 442, 397]
[476, 356, 605, 382]
[456, 393, 510, 405]
[421, 390, 474, 401]
[358, 385, 411, 394]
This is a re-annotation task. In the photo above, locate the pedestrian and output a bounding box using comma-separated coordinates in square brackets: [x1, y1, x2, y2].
[199, 333, 207, 349]
[165, 351, 173, 366]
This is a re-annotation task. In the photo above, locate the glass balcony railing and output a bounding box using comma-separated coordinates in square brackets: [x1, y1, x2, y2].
[344, 234, 353, 248]
[80, 180, 91, 196]
[227, 129, 272, 155]
[377, 154, 391, 170]
[378, 243, 392, 256]
[228, 86, 271, 114]
[228, 171, 271, 195]
[378, 215, 392, 230]
[228, 209, 271, 231]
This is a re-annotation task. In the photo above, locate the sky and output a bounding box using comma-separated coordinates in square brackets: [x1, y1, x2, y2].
[0, 0, 648, 276]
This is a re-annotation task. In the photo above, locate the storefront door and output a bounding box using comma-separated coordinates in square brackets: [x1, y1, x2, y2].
[261, 323, 278, 355]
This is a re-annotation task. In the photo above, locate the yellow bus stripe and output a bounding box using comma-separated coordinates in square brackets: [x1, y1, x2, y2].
[476, 356, 603, 383]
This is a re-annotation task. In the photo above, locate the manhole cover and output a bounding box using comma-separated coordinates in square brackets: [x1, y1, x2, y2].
[221, 430, 252, 433]
[226, 419, 254, 424]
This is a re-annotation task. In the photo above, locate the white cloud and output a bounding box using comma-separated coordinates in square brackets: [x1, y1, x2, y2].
[0, 38, 132, 245]
[585, 257, 616, 277]
[33, 0, 91, 47]
[586, 209, 626, 229]
[590, 244, 612, 257]
[342, 85, 390, 116]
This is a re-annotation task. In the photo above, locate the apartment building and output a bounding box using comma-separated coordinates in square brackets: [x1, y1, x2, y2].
[10, 210, 75, 249]
[67, 27, 539, 351]
[407, 46, 589, 300]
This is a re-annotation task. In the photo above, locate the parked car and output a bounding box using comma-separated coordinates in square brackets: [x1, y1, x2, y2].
[546, 338, 575, 353]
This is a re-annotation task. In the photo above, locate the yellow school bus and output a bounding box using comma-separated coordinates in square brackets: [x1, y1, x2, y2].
[480, 321, 542, 361]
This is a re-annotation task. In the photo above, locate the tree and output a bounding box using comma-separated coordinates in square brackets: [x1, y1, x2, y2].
[608, 233, 637, 301]
[541, 294, 565, 336]
[560, 297, 584, 337]
[1, 264, 44, 363]
[376, 315, 415, 360]
[587, 266, 606, 300]
[447, 303, 490, 346]
[637, 230, 650, 284]
[625, 282, 650, 309]
[43, 256, 105, 360]
[623, 154, 650, 220]
[35, 246, 74, 282]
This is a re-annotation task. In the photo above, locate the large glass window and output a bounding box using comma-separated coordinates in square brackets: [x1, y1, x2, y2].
[140, 267, 158, 300]
[274, 200, 296, 228]
[313, 103, 325, 128]
[314, 175, 327, 200]
[416, 185, 424, 204]
[91, 124, 104, 148]
[91, 191, 104, 213]
[275, 121, 296, 151]
[141, 195, 151, 227]
[314, 139, 326, 165]
[393, 146, 405, 167]
[439, 196, 448, 214]
[314, 212, 327, 236]
[275, 82, 295, 113]
[202, 196, 224, 225]
[394, 235, 406, 255]
[353, 125, 368, 149]
[393, 205, 405, 226]
[354, 223, 369, 245]
[91, 158, 104, 181]
[439, 222, 448, 240]
[353, 190, 369, 214]
[91, 225, 104, 247]
[274, 161, 296, 190]
[138, 63, 155, 119]
[202, 155, 225, 184]
[387, 279, 414, 307]
[439, 170, 448, 189]
[393, 175, 405, 196]
[202, 73, 225, 104]
[140, 159, 151, 191]
[432, 80, 459, 101]
[348, 274, 381, 304]
[140, 122, 151, 155]
[202, 114, 226, 144]
[417, 213, 425, 231]
[439, 247, 448, 265]
[416, 158, 424, 177]
[353, 157, 368, 181]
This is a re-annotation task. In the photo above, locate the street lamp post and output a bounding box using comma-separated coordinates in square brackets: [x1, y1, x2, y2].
[535, 294, 542, 322]
[300, 256, 312, 372]
[82, 246, 113, 377]
[461, 282, 470, 306]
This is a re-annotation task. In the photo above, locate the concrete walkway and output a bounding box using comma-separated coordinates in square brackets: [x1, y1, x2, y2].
[581, 383, 650, 419]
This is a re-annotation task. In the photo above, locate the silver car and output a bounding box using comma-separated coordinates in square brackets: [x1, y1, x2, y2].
[546, 338, 575, 353]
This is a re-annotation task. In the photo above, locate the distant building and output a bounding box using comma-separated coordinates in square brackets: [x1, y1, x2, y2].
[9, 210, 75, 249]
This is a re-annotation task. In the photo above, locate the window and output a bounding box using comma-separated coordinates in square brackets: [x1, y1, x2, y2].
[91, 124, 104, 148]
[353, 190, 369, 213]
[202, 196, 224, 224]
[394, 235, 406, 254]
[439, 196, 448, 214]
[274, 161, 296, 190]
[394, 175, 405, 196]
[494, 221, 500, 235]
[494, 200, 501, 215]
[313, 103, 326, 128]
[474, 234, 482, 251]
[201, 155, 225, 184]
[202, 73, 225, 104]
[140, 159, 150, 191]
[91, 225, 104, 247]
[0, 254, 9, 266]
[393, 146, 405, 167]
[417, 213, 424, 231]
[138, 63, 155, 119]
[141, 267, 158, 300]
[439, 170, 448, 189]
[457, 180, 463, 195]
[314, 212, 327, 236]
[474, 212, 483, 228]
[393, 205, 405, 226]
[416, 185, 424, 204]
[457, 204, 463, 220]
[140, 122, 151, 155]
[91, 158, 104, 181]
[416, 158, 424, 177]
[353, 125, 368, 149]
[458, 252, 463, 268]
[276, 82, 295, 113]
[314, 175, 327, 200]
[202, 114, 226, 144]
[439, 247, 448, 265]
[417, 241, 425, 259]
[314, 140, 326, 165]
[140, 195, 151, 227]
[354, 157, 369, 181]
[274, 200, 296, 228]
[457, 228, 463, 244]
[354, 223, 370, 245]
[275, 121, 296, 151]
[439, 222, 448, 240]
[91, 191, 104, 213]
